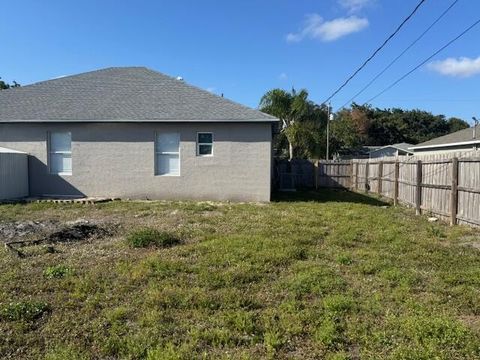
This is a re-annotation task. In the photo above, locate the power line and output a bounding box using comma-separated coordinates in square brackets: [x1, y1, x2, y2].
[364, 17, 480, 105]
[340, 0, 460, 109]
[322, 0, 428, 104]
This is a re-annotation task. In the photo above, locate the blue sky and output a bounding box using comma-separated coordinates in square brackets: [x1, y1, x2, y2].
[2, 0, 479, 122]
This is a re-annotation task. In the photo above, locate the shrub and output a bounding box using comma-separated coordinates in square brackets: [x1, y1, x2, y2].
[126, 228, 181, 248]
[0, 301, 49, 321]
[44, 265, 73, 279]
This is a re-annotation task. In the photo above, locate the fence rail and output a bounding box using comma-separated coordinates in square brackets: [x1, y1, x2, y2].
[311, 152, 480, 226]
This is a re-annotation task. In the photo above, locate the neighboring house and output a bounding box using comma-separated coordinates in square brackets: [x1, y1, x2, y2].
[409, 126, 480, 155]
[0, 67, 277, 202]
[336, 146, 381, 160]
[369, 143, 414, 158]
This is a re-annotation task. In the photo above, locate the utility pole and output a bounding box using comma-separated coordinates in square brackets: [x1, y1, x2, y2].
[473, 117, 479, 150]
[326, 102, 333, 160]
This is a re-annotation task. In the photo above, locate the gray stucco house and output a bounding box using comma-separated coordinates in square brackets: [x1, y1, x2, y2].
[0, 67, 277, 202]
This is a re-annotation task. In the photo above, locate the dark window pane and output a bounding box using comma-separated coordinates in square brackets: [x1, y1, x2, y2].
[199, 144, 212, 155]
[198, 133, 212, 144]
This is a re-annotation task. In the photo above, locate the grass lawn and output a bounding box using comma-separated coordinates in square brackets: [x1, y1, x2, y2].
[0, 190, 480, 359]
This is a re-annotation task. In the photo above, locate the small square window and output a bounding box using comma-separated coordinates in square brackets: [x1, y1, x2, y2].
[197, 132, 213, 156]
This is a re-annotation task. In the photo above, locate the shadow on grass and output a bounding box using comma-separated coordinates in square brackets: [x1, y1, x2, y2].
[272, 188, 389, 207]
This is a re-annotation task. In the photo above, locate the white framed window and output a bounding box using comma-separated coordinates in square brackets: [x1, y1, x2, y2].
[155, 133, 180, 176]
[197, 132, 213, 156]
[48, 132, 72, 175]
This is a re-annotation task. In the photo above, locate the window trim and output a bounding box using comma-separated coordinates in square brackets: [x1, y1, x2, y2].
[196, 132, 214, 157]
[48, 131, 72, 176]
[155, 132, 181, 176]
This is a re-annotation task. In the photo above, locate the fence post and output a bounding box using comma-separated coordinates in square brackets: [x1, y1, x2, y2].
[355, 162, 359, 191]
[415, 160, 422, 215]
[350, 161, 354, 190]
[377, 161, 383, 195]
[394, 161, 399, 206]
[450, 157, 459, 226]
[315, 160, 319, 190]
[365, 162, 369, 194]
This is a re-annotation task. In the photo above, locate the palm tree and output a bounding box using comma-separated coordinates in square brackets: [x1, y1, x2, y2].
[260, 88, 325, 160]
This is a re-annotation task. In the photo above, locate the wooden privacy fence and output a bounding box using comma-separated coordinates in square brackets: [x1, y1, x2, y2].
[316, 152, 480, 227]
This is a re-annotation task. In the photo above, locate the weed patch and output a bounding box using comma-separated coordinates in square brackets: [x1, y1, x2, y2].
[0, 301, 49, 322]
[44, 264, 74, 279]
[126, 228, 181, 248]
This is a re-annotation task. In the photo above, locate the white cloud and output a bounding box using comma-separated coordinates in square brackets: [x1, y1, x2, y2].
[428, 56, 480, 78]
[338, 0, 374, 13]
[278, 72, 288, 80]
[286, 14, 369, 43]
[206, 87, 216, 93]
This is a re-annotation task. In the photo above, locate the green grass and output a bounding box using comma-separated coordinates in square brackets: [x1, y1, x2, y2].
[43, 265, 74, 279]
[0, 301, 49, 322]
[0, 190, 479, 359]
[126, 228, 181, 248]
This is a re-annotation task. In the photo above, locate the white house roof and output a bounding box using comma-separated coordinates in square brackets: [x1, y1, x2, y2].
[0, 67, 278, 123]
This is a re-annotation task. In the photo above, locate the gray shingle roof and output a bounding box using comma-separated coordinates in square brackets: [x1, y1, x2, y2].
[368, 143, 414, 155]
[410, 126, 478, 149]
[0, 67, 277, 123]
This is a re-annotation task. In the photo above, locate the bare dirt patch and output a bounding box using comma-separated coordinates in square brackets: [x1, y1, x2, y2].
[2, 220, 116, 258]
[47, 221, 112, 243]
[459, 235, 480, 250]
[459, 315, 480, 331]
[0, 220, 59, 242]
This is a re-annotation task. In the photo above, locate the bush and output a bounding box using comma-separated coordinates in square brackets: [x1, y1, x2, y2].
[44, 265, 73, 279]
[126, 228, 180, 248]
[0, 301, 49, 321]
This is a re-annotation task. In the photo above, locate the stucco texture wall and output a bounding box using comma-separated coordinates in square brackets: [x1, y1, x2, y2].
[0, 122, 272, 202]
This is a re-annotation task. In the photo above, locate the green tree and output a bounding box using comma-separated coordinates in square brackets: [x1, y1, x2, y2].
[260, 88, 326, 160]
[332, 104, 469, 153]
[0, 77, 20, 90]
[448, 117, 470, 133]
[330, 107, 366, 154]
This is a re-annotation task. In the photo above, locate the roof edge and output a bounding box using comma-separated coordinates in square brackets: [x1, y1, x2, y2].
[409, 139, 480, 150]
[0, 146, 27, 154]
[0, 118, 279, 123]
[370, 144, 414, 154]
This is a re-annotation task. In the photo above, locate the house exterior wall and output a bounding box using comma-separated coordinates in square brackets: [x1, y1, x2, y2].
[0, 152, 29, 200]
[0, 122, 272, 202]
